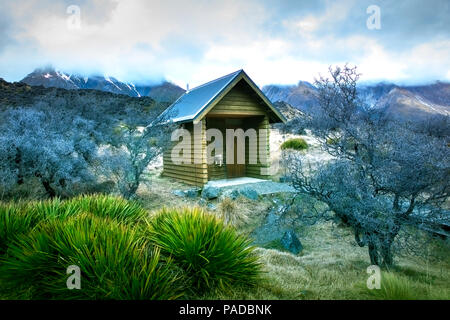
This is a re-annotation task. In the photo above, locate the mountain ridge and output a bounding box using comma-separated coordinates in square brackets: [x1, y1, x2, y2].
[21, 67, 185, 103]
[16, 67, 450, 121]
[262, 80, 450, 121]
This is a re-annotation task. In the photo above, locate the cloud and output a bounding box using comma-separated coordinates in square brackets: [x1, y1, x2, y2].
[0, 0, 268, 83]
[282, 0, 355, 35]
[0, 0, 448, 86]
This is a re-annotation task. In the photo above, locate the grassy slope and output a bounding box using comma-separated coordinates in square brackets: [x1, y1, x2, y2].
[206, 223, 450, 300]
[1, 175, 448, 300]
[138, 175, 450, 300]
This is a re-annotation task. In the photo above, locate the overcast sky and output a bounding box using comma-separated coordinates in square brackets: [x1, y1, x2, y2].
[0, 0, 449, 87]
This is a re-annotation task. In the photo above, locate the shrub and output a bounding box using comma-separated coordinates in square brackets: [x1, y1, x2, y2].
[147, 207, 261, 292]
[281, 138, 308, 151]
[0, 213, 185, 299]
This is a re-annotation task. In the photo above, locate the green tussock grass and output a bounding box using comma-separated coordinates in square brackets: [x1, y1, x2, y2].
[0, 213, 184, 300]
[0, 195, 261, 299]
[146, 207, 261, 294]
[1, 179, 449, 300]
[363, 268, 450, 300]
[365, 272, 416, 300]
[139, 183, 450, 301]
[0, 194, 147, 254]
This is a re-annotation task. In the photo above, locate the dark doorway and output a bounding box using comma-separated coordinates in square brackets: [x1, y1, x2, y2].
[226, 119, 246, 178]
[227, 137, 246, 178]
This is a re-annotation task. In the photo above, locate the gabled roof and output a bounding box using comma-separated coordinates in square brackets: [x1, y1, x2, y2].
[157, 69, 286, 124]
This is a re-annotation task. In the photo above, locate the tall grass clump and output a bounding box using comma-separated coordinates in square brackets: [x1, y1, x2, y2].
[0, 194, 146, 255]
[281, 138, 308, 151]
[366, 272, 417, 300]
[217, 197, 248, 227]
[0, 195, 147, 255]
[147, 207, 261, 293]
[0, 202, 44, 254]
[0, 213, 185, 299]
[62, 194, 147, 223]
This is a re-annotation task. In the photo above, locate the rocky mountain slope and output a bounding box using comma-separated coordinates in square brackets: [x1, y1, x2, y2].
[272, 101, 304, 121]
[263, 80, 449, 121]
[262, 81, 319, 113]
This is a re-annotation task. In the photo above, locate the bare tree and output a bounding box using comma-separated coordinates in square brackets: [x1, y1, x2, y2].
[0, 108, 98, 198]
[101, 115, 175, 200]
[0, 82, 171, 199]
[285, 65, 449, 267]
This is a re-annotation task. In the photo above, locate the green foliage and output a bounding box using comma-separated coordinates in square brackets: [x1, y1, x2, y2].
[0, 196, 262, 299]
[263, 239, 287, 252]
[0, 195, 147, 254]
[61, 194, 148, 223]
[0, 213, 184, 300]
[0, 202, 43, 254]
[281, 138, 308, 151]
[366, 272, 417, 300]
[147, 207, 261, 293]
[326, 137, 339, 145]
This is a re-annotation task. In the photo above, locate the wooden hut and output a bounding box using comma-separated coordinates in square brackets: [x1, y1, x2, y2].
[158, 69, 286, 186]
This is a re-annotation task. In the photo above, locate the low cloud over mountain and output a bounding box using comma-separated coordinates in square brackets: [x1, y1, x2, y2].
[21, 67, 185, 103]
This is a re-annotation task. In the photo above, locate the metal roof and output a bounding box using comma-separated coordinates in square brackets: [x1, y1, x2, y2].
[156, 69, 286, 124]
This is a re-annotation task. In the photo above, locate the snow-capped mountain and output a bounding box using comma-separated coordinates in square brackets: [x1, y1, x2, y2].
[21, 67, 449, 121]
[21, 67, 185, 103]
